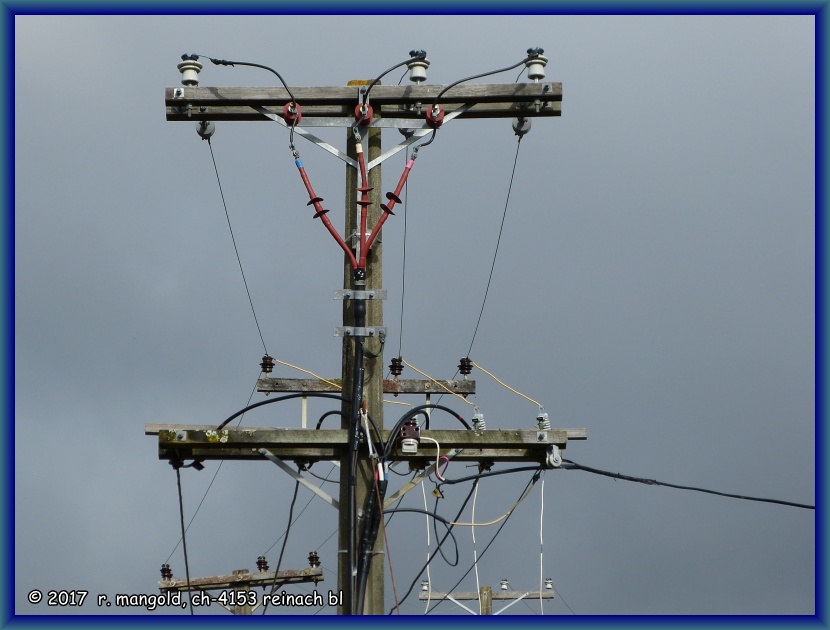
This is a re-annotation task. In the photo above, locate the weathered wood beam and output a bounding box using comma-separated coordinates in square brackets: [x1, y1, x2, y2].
[147, 425, 588, 463]
[159, 567, 323, 592]
[255, 377, 475, 395]
[419, 591, 554, 601]
[165, 82, 562, 121]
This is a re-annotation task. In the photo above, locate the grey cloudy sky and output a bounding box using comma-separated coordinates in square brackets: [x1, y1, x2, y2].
[14, 13, 814, 619]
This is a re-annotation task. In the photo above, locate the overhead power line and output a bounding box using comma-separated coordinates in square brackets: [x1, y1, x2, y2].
[562, 459, 815, 510]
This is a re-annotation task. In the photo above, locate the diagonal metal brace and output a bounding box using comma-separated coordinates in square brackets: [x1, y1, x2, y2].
[259, 448, 339, 510]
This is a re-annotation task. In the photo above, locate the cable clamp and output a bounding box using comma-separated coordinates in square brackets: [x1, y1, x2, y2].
[333, 289, 387, 301]
[335, 326, 387, 339]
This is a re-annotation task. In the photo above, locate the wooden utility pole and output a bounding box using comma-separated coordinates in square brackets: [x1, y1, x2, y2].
[152, 52, 581, 616]
[338, 83, 385, 614]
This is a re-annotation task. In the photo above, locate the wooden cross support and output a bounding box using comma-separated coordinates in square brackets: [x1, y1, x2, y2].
[256, 377, 476, 396]
[165, 83, 562, 123]
[145, 424, 587, 464]
[159, 567, 323, 593]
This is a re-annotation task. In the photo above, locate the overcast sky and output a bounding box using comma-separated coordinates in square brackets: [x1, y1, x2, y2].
[13, 12, 815, 620]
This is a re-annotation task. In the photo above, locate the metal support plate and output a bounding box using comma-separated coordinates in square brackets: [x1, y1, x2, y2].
[334, 326, 387, 338]
[333, 289, 387, 301]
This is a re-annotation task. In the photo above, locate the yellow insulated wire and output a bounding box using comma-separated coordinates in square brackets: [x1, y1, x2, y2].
[471, 361, 541, 407]
[272, 357, 410, 406]
[272, 357, 342, 390]
[400, 359, 476, 406]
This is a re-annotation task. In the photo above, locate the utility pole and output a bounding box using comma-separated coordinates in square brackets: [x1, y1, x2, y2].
[338, 83, 385, 614]
[151, 50, 583, 616]
[419, 579, 555, 615]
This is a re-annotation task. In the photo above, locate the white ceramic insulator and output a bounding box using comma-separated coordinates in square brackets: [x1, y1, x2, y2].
[525, 55, 548, 81]
[407, 59, 429, 83]
[177, 59, 203, 86]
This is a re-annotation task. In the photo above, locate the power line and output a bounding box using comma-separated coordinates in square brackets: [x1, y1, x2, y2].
[206, 138, 268, 355]
[561, 459, 815, 510]
[467, 137, 522, 357]
[165, 373, 262, 563]
[174, 466, 194, 615]
[262, 480, 301, 615]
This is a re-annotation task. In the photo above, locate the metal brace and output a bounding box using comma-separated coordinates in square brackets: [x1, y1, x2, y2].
[334, 326, 387, 338]
[259, 449, 340, 509]
[334, 289, 387, 301]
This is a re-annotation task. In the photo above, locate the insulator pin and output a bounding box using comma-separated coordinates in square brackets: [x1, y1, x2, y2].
[425, 105, 445, 129]
[389, 357, 403, 378]
[260, 354, 275, 375]
[308, 551, 320, 568]
[458, 357, 473, 377]
[407, 51, 430, 83]
[283, 102, 302, 125]
[177, 54, 202, 86]
[256, 556, 269, 572]
[525, 47, 548, 81]
[160, 564, 173, 580]
[354, 103, 373, 126]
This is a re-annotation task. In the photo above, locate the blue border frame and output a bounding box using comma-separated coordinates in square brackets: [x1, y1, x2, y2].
[3, 2, 823, 627]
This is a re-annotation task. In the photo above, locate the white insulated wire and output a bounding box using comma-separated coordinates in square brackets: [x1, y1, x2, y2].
[422, 480, 432, 614]
[472, 480, 481, 614]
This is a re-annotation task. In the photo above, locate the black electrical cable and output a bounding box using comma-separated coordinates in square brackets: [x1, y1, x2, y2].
[216, 392, 346, 430]
[388, 483, 478, 614]
[382, 507, 461, 563]
[303, 468, 340, 484]
[315, 410, 344, 430]
[431, 481, 456, 565]
[359, 51, 428, 120]
[206, 138, 268, 355]
[174, 466, 194, 615]
[262, 480, 300, 615]
[467, 136, 523, 357]
[200, 56, 296, 104]
[355, 477, 389, 614]
[437, 465, 542, 486]
[561, 459, 815, 510]
[431, 52, 542, 109]
[197, 54, 300, 146]
[166, 374, 262, 562]
[425, 471, 541, 615]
